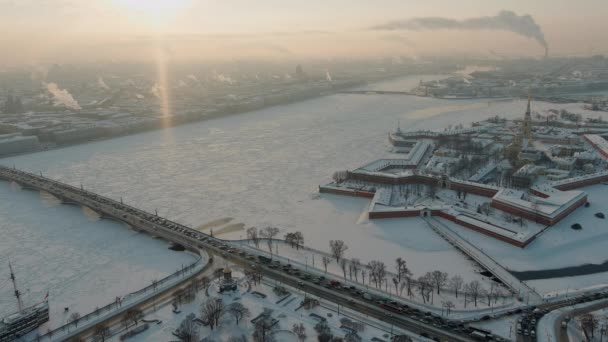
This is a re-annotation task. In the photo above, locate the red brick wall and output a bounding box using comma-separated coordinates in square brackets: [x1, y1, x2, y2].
[318, 186, 375, 198]
[368, 210, 421, 219]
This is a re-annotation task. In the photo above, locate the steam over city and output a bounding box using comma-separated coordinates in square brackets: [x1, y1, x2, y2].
[1, 1, 608, 342]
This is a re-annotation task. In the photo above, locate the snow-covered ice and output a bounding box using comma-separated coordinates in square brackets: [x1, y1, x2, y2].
[0, 181, 198, 329]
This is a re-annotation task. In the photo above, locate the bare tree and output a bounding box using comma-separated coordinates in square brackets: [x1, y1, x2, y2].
[175, 313, 199, 342]
[368, 260, 386, 288]
[125, 308, 143, 327]
[405, 276, 414, 297]
[449, 275, 464, 298]
[285, 231, 304, 249]
[350, 258, 361, 282]
[464, 281, 482, 307]
[340, 259, 348, 279]
[392, 277, 399, 294]
[260, 226, 280, 257]
[292, 323, 307, 342]
[579, 313, 599, 339]
[247, 226, 260, 247]
[227, 302, 251, 325]
[332, 170, 348, 184]
[69, 312, 81, 327]
[430, 270, 448, 294]
[93, 324, 111, 342]
[329, 240, 348, 263]
[200, 298, 225, 330]
[442, 301, 455, 316]
[253, 317, 276, 342]
[417, 275, 433, 304]
[292, 231, 304, 249]
[395, 257, 410, 282]
[321, 256, 331, 273]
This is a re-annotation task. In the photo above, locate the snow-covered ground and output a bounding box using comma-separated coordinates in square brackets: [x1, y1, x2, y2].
[471, 315, 519, 341]
[1, 75, 604, 328]
[440, 183, 608, 295]
[0, 181, 198, 329]
[118, 269, 427, 341]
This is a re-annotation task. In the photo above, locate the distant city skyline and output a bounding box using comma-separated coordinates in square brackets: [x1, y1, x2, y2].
[0, 0, 607, 64]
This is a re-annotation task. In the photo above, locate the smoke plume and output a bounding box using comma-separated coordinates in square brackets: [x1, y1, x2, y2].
[325, 70, 333, 82]
[45, 83, 81, 110]
[97, 76, 110, 90]
[371, 10, 547, 51]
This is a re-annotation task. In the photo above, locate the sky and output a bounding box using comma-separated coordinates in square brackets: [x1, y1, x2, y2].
[0, 0, 607, 64]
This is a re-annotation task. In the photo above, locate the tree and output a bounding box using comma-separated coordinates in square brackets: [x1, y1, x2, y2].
[314, 321, 333, 342]
[329, 240, 348, 263]
[93, 324, 111, 342]
[247, 227, 260, 247]
[284, 231, 305, 250]
[332, 170, 348, 184]
[253, 317, 276, 342]
[350, 258, 361, 282]
[340, 259, 348, 279]
[69, 312, 81, 327]
[227, 302, 251, 325]
[449, 275, 464, 298]
[322, 256, 331, 273]
[292, 323, 307, 342]
[245, 265, 263, 286]
[405, 275, 414, 297]
[430, 270, 448, 294]
[392, 277, 399, 294]
[200, 298, 225, 330]
[175, 313, 199, 342]
[126, 308, 143, 327]
[260, 226, 280, 257]
[417, 274, 433, 303]
[293, 231, 304, 249]
[579, 313, 598, 339]
[368, 260, 386, 288]
[464, 281, 482, 307]
[442, 301, 455, 316]
[395, 257, 410, 282]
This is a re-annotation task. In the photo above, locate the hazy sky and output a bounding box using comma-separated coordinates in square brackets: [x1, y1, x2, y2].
[0, 0, 607, 64]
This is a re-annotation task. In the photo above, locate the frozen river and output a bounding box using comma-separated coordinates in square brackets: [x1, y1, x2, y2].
[1, 75, 599, 321]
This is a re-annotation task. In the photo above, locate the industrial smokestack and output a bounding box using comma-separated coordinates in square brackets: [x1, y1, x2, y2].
[371, 10, 548, 53]
[544, 47, 549, 59]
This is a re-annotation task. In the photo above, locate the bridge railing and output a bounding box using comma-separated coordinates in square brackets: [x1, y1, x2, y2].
[32, 255, 204, 342]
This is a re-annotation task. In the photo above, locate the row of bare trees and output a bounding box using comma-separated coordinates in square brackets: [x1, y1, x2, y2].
[246, 226, 280, 257]
[320, 251, 509, 309]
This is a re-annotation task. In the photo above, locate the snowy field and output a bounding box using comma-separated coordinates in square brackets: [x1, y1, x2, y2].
[117, 269, 426, 342]
[1, 75, 605, 323]
[0, 181, 198, 329]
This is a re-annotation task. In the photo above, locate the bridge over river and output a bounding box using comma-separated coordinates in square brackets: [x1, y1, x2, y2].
[0, 165, 477, 342]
